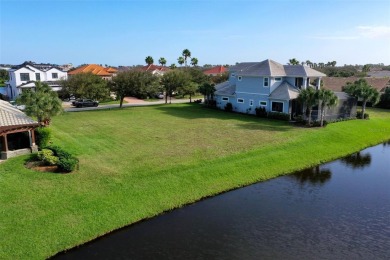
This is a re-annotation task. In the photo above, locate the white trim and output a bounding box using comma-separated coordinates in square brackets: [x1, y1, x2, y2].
[235, 91, 269, 96]
[263, 77, 269, 87]
[249, 99, 253, 106]
[237, 98, 244, 103]
[222, 97, 229, 102]
[271, 101, 284, 112]
[259, 101, 267, 107]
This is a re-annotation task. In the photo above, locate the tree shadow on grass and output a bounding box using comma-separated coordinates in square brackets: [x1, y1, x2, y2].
[155, 104, 293, 132]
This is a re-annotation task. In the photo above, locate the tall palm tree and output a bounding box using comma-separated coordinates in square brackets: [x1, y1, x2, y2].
[288, 58, 299, 65]
[177, 57, 184, 67]
[182, 49, 191, 67]
[158, 57, 167, 67]
[145, 56, 154, 65]
[343, 79, 380, 118]
[316, 89, 338, 127]
[169, 63, 177, 69]
[298, 87, 318, 125]
[306, 60, 312, 67]
[190, 57, 198, 67]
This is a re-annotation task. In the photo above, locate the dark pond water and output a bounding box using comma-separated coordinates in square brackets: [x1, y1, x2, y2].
[55, 142, 390, 260]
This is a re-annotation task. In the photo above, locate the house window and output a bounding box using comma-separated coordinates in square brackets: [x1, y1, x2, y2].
[275, 77, 282, 82]
[231, 73, 236, 77]
[222, 97, 229, 102]
[249, 99, 253, 106]
[35, 73, 41, 81]
[264, 77, 269, 87]
[260, 101, 267, 107]
[271, 101, 284, 112]
[20, 73, 30, 81]
[238, 76, 242, 81]
[52, 73, 58, 79]
[237, 98, 244, 103]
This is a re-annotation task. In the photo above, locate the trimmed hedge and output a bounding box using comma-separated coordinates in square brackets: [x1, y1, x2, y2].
[35, 127, 51, 148]
[267, 112, 290, 121]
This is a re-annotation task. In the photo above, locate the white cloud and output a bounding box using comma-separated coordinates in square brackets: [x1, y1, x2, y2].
[357, 26, 390, 38]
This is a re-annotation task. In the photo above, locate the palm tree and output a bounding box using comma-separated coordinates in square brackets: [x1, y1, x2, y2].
[343, 79, 380, 118]
[145, 56, 154, 65]
[288, 58, 299, 65]
[177, 57, 184, 67]
[190, 57, 198, 67]
[306, 60, 312, 67]
[298, 87, 318, 125]
[169, 63, 177, 69]
[316, 89, 338, 127]
[182, 49, 191, 67]
[158, 57, 167, 67]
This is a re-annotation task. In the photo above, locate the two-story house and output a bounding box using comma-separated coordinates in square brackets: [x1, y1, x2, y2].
[215, 59, 328, 118]
[5, 62, 67, 100]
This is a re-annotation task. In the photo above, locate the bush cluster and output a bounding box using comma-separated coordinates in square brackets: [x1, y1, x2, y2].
[255, 107, 267, 118]
[356, 111, 369, 119]
[205, 99, 216, 107]
[36, 145, 79, 172]
[267, 112, 291, 121]
[224, 102, 233, 112]
[35, 127, 51, 148]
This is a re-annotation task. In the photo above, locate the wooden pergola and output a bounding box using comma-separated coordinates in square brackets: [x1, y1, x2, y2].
[0, 100, 39, 160]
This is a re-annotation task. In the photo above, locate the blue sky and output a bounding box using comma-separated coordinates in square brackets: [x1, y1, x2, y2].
[1, 0, 390, 67]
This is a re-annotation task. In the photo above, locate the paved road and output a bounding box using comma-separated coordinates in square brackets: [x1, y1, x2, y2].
[64, 98, 200, 112]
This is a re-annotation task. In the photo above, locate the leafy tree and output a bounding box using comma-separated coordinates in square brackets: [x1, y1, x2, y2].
[362, 64, 371, 73]
[145, 56, 154, 65]
[190, 57, 198, 67]
[17, 82, 63, 125]
[305, 60, 312, 67]
[178, 82, 198, 103]
[316, 89, 338, 126]
[112, 70, 158, 107]
[186, 68, 209, 85]
[182, 49, 191, 67]
[288, 58, 299, 65]
[298, 87, 318, 125]
[60, 72, 109, 101]
[177, 57, 184, 67]
[169, 63, 177, 69]
[0, 69, 9, 84]
[377, 87, 390, 109]
[199, 82, 216, 102]
[343, 78, 380, 117]
[158, 57, 167, 67]
[210, 71, 229, 84]
[161, 70, 190, 104]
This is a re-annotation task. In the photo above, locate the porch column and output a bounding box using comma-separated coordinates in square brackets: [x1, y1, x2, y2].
[317, 77, 322, 90]
[302, 77, 308, 90]
[1, 135, 8, 160]
[29, 130, 38, 152]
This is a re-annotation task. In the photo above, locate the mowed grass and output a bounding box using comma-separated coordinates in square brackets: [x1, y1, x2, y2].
[1, 104, 389, 259]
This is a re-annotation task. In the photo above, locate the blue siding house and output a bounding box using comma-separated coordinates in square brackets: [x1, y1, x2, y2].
[214, 59, 326, 118]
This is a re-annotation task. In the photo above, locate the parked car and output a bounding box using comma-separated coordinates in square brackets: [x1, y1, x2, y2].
[9, 101, 26, 111]
[155, 93, 164, 99]
[72, 99, 99, 108]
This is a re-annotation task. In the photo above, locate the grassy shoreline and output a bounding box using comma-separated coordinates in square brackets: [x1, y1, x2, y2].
[1, 104, 389, 259]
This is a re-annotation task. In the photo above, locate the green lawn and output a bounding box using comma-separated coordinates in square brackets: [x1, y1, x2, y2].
[1, 104, 389, 259]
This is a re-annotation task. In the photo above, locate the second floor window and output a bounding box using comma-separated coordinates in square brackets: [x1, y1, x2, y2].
[264, 77, 269, 87]
[36, 73, 41, 81]
[52, 73, 58, 79]
[20, 73, 30, 81]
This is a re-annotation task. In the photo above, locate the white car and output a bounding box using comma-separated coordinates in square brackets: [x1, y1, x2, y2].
[9, 101, 26, 111]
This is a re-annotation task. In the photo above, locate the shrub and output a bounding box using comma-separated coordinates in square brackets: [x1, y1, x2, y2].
[255, 107, 267, 118]
[46, 145, 72, 159]
[224, 102, 233, 112]
[37, 149, 59, 166]
[356, 111, 369, 119]
[58, 157, 79, 172]
[312, 120, 328, 127]
[205, 99, 216, 107]
[267, 112, 290, 121]
[35, 127, 51, 148]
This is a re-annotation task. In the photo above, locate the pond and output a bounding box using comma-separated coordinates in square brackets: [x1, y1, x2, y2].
[55, 142, 390, 259]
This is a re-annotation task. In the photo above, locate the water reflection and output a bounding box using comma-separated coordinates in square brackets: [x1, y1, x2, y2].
[289, 165, 332, 185]
[340, 152, 371, 169]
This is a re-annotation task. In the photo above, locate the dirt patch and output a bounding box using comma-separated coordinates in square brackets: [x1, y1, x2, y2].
[25, 161, 64, 173]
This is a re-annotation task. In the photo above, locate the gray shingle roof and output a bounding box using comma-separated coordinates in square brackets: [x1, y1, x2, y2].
[215, 81, 236, 96]
[269, 81, 300, 100]
[0, 100, 38, 127]
[232, 59, 326, 77]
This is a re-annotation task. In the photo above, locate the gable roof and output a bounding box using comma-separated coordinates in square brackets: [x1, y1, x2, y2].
[269, 81, 300, 100]
[232, 59, 326, 77]
[322, 77, 390, 92]
[214, 81, 236, 96]
[68, 64, 117, 76]
[140, 64, 170, 72]
[204, 65, 227, 75]
[0, 100, 38, 128]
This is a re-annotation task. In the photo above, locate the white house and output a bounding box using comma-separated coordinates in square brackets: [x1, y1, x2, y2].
[5, 62, 67, 100]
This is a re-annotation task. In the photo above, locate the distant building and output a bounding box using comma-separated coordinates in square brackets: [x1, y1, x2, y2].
[204, 65, 228, 76]
[322, 77, 390, 93]
[139, 64, 170, 76]
[5, 62, 67, 100]
[59, 63, 74, 71]
[68, 64, 117, 80]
